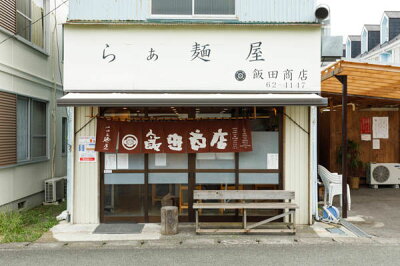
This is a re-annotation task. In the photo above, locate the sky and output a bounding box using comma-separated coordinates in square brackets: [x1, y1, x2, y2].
[319, 0, 400, 39]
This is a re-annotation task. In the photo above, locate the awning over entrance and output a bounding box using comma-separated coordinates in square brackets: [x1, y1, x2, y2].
[57, 93, 327, 107]
[322, 60, 400, 101]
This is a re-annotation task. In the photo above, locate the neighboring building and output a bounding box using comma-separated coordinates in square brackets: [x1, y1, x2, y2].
[360, 25, 380, 55]
[345, 11, 400, 64]
[345, 35, 361, 59]
[0, 0, 67, 211]
[59, 0, 328, 225]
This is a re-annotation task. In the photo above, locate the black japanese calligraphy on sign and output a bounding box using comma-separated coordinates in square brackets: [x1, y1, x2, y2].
[253, 69, 264, 80]
[283, 69, 293, 81]
[268, 71, 278, 79]
[102, 44, 116, 63]
[147, 48, 159, 61]
[298, 69, 308, 81]
[191, 42, 211, 62]
[246, 42, 265, 62]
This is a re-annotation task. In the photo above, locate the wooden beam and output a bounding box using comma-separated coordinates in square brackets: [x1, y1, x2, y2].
[341, 69, 400, 81]
[340, 62, 400, 73]
[321, 92, 400, 104]
[322, 85, 400, 99]
[321, 65, 344, 81]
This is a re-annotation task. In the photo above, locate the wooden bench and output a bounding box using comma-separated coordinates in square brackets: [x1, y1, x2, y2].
[193, 190, 298, 234]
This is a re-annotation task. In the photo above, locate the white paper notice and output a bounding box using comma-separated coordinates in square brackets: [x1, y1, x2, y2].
[117, 154, 129, 169]
[155, 153, 167, 167]
[361, 134, 371, 141]
[105, 154, 117, 170]
[373, 117, 389, 139]
[373, 139, 380, 150]
[267, 153, 279, 170]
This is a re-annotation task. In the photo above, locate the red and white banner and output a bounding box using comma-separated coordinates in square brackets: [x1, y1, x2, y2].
[95, 119, 253, 154]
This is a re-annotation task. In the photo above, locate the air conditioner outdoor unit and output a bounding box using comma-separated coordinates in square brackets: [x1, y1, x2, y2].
[368, 163, 400, 188]
[44, 177, 66, 203]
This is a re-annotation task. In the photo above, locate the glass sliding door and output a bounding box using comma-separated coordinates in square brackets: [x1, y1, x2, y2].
[195, 153, 236, 217]
[148, 153, 189, 221]
[103, 153, 146, 222]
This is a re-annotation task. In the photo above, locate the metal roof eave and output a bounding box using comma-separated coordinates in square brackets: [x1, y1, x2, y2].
[57, 93, 328, 107]
[64, 20, 321, 27]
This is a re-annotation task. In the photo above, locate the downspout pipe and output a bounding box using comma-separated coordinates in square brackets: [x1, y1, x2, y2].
[310, 106, 319, 221]
[66, 106, 74, 223]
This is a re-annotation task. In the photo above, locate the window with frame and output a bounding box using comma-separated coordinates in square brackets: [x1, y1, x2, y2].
[151, 0, 235, 16]
[16, 0, 45, 48]
[17, 96, 48, 162]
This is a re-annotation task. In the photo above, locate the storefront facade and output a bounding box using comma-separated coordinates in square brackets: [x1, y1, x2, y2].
[59, 1, 327, 225]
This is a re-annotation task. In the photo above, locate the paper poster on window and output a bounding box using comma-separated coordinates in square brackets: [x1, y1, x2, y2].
[105, 153, 117, 170]
[373, 117, 389, 139]
[78, 136, 96, 162]
[267, 153, 279, 170]
[117, 153, 129, 169]
[373, 139, 380, 150]
[155, 153, 167, 167]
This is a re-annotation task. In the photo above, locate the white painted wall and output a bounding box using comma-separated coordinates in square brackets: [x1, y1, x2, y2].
[0, 0, 68, 209]
[284, 106, 310, 225]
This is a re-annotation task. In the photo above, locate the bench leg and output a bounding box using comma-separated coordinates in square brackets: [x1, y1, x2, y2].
[195, 210, 199, 232]
[292, 209, 296, 231]
[243, 209, 247, 229]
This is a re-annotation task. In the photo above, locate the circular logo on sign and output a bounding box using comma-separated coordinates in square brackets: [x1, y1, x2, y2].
[235, 70, 246, 81]
[122, 134, 138, 151]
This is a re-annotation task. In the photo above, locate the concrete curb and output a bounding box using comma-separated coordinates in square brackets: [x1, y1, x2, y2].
[1, 237, 400, 250]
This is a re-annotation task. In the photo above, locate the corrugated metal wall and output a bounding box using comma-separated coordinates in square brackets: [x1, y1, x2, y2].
[237, 0, 316, 23]
[73, 106, 99, 224]
[68, 0, 149, 21]
[284, 106, 310, 225]
[68, 0, 317, 23]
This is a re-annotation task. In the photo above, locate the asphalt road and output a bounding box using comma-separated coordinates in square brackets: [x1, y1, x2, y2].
[1, 244, 400, 266]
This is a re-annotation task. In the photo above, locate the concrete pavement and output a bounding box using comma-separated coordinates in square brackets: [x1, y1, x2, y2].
[1, 242, 400, 266]
[348, 188, 400, 238]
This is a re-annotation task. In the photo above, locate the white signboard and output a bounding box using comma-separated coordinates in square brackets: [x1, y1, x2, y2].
[373, 117, 389, 139]
[78, 136, 96, 163]
[65, 25, 321, 93]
